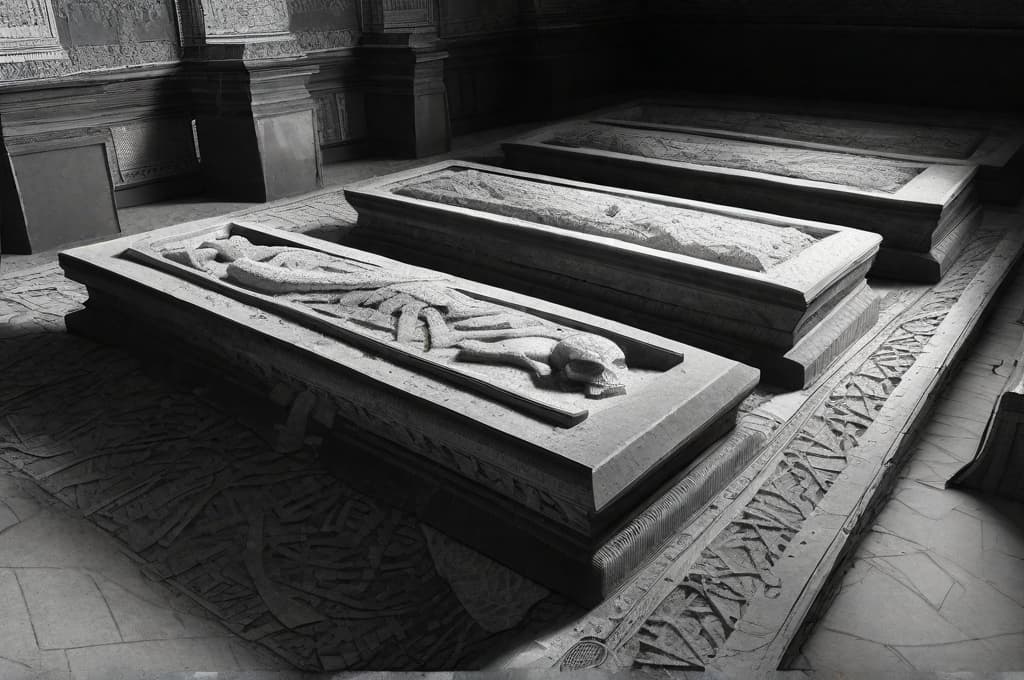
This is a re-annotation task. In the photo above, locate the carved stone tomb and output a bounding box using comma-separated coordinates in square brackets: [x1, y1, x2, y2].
[345, 161, 882, 388]
[502, 121, 981, 283]
[597, 96, 1024, 204]
[59, 220, 760, 605]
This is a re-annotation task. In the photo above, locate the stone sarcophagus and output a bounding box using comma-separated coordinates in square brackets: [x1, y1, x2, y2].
[345, 162, 883, 388]
[59, 221, 760, 605]
[595, 97, 1024, 205]
[502, 121, 980, 283]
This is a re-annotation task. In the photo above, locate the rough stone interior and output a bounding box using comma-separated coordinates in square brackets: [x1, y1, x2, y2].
[619, 105, 987, 159]
[393, 168, 819, 272]
[545, 123, 928, 193]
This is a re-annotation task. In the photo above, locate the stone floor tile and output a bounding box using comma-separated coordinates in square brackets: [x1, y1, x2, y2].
[227, 639, 295, 671]
[894, 637, 1004, 672]
[799, 628, 913, 672]
[35, 650, 70, 677]
[982, 510, 1024, 560]
[857, 527, 925, 558]
[888, 483, 983, 520]
[0, 509, 138, 572]
[65, 638, 241, 680]
[0, 657, 36, 680]
[967, 330, 1024, 361]
[0, 499, 19, 533]
[928, 407, 991, 437]
[979, 632, 1024, 670]
[941, 374, 1007, 404]
[990, 496, 1024, 522]
[874, 504, 985, 574]
[1, 495, 45, 524]
[937, 574, 1024, 639]
[0, 649, 72, 680]
[0, 569, 39, 664]
[17, 568, 121, 649]
[811, 560, 966, 646]
[786, 652, 813, 670]
[898, 456, 963, 488]
[980, 550, 1024, 609]
[94, 576, 228, 642]
[911, 430, 980, 464]
[868, 552, 955, 608]
[912, 416, 992, 444]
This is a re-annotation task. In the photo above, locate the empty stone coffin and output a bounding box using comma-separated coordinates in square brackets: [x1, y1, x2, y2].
[59, 221, 760, 605]
[502, 121, 981, 283]
[596, 97, 1024, 204]
[345, 161, 882, 388]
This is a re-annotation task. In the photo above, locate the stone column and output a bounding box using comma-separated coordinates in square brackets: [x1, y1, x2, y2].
[177, 0, 323, 201]
[359, 0, 450, 158]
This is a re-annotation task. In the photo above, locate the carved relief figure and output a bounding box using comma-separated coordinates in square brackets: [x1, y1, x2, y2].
[202, 0, 290, 35]
[165, 235, 628, 398]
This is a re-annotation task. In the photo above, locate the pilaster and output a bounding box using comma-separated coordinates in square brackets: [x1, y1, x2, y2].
[359, 0, 450, 158]
[178, 0, 323, 201]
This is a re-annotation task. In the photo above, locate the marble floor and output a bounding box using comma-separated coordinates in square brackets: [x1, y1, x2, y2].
[793, 267, 1024, 673]
[0, 136, 1022, 677]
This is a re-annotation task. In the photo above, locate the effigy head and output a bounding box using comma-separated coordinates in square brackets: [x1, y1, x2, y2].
[549, 333, 628, 399]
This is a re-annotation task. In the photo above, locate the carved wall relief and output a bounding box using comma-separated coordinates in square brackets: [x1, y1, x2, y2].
[288, 0, 360, 50]
[109, 117, 199, 187]
[0, 0, 64, 60]
[0, 0, 182, 79]
[199, 0, 290, 38]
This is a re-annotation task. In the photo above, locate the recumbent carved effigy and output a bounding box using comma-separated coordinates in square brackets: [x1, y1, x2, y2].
[60, 220, 761, 604]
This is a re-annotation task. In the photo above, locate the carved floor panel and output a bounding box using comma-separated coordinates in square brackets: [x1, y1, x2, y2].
[1, 191, 1023, 673]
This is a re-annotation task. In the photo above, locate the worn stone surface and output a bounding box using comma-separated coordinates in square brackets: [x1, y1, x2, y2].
[796, 251, 1024, 673]
[394, 167, 818, 272]
[18, 569, 122, 649]
[0, 0, 180, 81]
[546, 123, 926, 193]
[616, 105, 986, 159]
